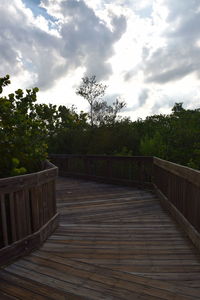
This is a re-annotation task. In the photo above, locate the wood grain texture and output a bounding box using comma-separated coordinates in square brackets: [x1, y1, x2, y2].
[153, 161, 200, 234]
[0, 177, 200, 299]
[154, 157, 200, 188]
[0, 213, 59, 267]
[0, 160, 58, 263]
[154, 186, 200, 252]
[0, 194, 8, 246]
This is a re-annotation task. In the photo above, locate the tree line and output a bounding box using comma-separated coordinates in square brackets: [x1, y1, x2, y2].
[1, 75, 200, 178]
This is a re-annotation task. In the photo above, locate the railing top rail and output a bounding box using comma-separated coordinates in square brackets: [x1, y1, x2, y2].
[50, 154, 200, 187]
[50, 154, 153, 161]
[0, 160, 57, 193]
[154, 157, 200, 188]
[0, 159, 58, 264]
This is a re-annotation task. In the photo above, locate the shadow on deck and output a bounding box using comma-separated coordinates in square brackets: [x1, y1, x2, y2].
[0, 177, 200, 299]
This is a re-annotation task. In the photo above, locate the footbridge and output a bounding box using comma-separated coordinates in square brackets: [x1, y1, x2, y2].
[0, 155, 200, 299]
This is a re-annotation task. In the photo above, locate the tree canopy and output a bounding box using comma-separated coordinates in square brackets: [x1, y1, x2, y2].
[76, 75, 126, 126]
[1, 75, 200, 178]
[0, 75, 48, 177]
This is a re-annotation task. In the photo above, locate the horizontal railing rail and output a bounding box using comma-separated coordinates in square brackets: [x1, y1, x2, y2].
[0, 160, 58, 266]
[50, 154, 154, 189]
[50, 154, 200, 251]
[153, 157, 200, 250]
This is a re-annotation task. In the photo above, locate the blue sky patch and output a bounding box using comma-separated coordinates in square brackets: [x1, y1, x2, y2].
[22, 0, 56, 22]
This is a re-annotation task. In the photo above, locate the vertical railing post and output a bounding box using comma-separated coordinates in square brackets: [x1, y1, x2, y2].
[0, 194, 8, 247]
[107, 158, 112, 178]
[84, 157, 89, 175]
[65, 156, 69, 174]
[9, 193, 17, 243]
[138, 161, 143, 183]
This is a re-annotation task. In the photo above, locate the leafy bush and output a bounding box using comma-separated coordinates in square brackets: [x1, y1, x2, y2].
[0, 75, 48, 178]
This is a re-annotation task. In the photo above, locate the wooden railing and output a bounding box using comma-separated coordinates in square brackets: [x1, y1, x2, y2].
[50, 154, 154, 189]
[50, 154, 200, 251]
[153, 157, 200, 251]
[0, 160, 58, 266]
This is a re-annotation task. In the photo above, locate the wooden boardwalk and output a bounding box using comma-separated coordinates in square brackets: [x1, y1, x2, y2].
[0, 177, 200, 299]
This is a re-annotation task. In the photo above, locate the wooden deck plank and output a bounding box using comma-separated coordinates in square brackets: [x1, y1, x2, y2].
[0, 177, 200, 299]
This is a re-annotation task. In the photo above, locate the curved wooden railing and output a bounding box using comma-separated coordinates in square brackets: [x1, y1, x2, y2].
[0, 160, 58, 266]
[50, 154, 154, 188]
[153, 157, 200, 251]
[50, 154, 200, 251]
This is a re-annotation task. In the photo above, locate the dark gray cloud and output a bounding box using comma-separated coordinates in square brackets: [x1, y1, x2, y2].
[0, 0, 127, 89]
[143, 0, 200, 84]
[165, 0, 198, 22]
[151, 97, 175, 115]
[150, 93, 198, 115]
[144, 43, 200, 84]
[122, 88, 149, 113]
[138, 88, 149, 105]
[60, 0, 127, 80]
[0, 0, 64, 88]
[124, 69, 136, 82]
[104, 93, 124, 106]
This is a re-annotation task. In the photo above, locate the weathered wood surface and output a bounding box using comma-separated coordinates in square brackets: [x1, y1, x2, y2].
[0, 177, 200, 299]
[0, 161, 58, 265]
[50, 154, 200, 237]
[153, 158, 200, 235]
[154, 157, 200, 188]
[50, 154, 154, 189]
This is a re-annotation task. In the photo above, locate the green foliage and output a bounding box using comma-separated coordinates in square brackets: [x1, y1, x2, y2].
[76, 75, 107, 126]
[0, 75, 10, 94]
[2, 74, 199, 174]
[0, 75, 48, 178]
[48, 105, 89, 154]
[187, 159, 199, 170]
[52, 100, 200, 170]
[136, 103, 200, 168]
[92, 98, 126, 125]
[76, 75, 125, 126]
[140, 132, 167, 158]
[10, 158, 27, 176]
[114, 146, 133, 156]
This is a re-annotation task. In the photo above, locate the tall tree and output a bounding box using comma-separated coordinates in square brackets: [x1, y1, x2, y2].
[92, 97, 126, 125]
[76, 75, 107, 126]
[76, 75, 126, 126]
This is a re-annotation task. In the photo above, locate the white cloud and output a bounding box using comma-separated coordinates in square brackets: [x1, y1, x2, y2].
[142, 0, 200, 84]
[0, 0, 127, 92]
[0, 0, 200, 120]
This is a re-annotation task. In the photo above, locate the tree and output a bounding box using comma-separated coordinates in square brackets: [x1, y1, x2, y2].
[139, 132, 167, 158]
[0, 75, 48, 177]
[92, 97, 126, 125]
[48, 105, 89, 154]
[172, 102, 184, 114]
[76, 75, 107, 126]
[76, 75, 126, 126]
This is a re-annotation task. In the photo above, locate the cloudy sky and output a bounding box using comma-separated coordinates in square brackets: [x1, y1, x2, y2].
[1, 0, 200, 119]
